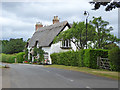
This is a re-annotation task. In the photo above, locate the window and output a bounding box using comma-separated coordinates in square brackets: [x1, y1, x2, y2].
[61, 39, 71, 49]
[44, 52, 49, 60]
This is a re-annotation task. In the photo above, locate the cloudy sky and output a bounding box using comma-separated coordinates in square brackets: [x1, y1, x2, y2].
[0, 0, 118, 41]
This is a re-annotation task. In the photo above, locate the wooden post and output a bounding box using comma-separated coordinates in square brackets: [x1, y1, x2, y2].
[97, 56, 100, 68]
[15, 58, 17, 63]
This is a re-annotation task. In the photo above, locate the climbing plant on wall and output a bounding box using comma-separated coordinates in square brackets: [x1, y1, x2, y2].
[25, 48, 28, 61]
[38, 47, 45, 64]
[33, 47, 45, 64]
[33, 47, 38, 56]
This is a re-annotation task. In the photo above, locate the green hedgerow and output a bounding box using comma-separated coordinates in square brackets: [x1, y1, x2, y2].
[109, 47, 120, 71]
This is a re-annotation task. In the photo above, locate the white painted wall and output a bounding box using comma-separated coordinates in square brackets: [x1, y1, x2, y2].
[27, 46, 31, 60]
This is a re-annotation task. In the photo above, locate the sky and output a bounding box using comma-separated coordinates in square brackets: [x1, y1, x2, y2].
[0, 0, 118, 41]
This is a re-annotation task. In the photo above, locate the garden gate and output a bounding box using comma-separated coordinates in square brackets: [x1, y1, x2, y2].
[97, 57, 110, 70]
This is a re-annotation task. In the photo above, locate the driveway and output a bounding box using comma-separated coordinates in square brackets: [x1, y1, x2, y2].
[2, 63, 118, 89]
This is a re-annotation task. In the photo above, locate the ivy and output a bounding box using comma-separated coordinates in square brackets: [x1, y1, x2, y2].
[25, 48, 28, 61]
[33, 47, 38, 56]
[38, 47, 45, 64]
[32, 47, 45, 64]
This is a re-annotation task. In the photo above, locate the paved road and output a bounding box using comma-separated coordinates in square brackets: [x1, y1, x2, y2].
[2, 63, 118, 88]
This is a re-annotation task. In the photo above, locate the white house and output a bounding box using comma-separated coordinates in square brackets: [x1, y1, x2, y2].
[27, 16, 77, 64]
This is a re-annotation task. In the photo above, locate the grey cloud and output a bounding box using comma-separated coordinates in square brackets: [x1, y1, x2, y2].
[1, 0, 118, 40]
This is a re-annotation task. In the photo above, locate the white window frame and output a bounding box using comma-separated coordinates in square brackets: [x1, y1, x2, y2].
[61, 39, 71, 48]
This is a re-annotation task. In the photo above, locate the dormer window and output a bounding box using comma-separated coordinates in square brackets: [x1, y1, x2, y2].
[61, 39, 71, 49]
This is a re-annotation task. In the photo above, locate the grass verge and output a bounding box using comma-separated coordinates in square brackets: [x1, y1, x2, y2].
[44, 64, 119, 80]
[0, 65, 5, 68]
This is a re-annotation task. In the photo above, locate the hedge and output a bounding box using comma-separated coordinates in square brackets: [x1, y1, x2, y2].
[108, 47, 120, 71]
[83, 49, 108, 68]
[16, 52, 25, 63]
[51, 51, 79, 66]
[1, 53, 16, 63]
[1, 52, 25, 63]
[50, 49, 108, 69]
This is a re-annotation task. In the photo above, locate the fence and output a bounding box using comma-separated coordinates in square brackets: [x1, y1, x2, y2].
[97, 57, 110, 70]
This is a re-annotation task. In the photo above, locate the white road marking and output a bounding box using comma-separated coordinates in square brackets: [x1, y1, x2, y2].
[70, 79, 74, 82]
[55, 73, 74, 82]
[86, 86, 94, 90]
[40, 68, 50, 72]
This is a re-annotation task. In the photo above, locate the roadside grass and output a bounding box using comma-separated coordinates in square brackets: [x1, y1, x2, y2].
[0, 65, 5, 68]
[44, 64, 119, 80]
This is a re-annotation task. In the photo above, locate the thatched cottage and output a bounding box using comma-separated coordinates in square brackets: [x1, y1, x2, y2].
[27, 16, 77, 64]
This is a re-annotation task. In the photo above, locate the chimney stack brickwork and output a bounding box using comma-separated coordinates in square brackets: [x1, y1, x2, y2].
[53, 16, 59, 24]
[35, 16, 60, 32]
[35, 22, 43, 31]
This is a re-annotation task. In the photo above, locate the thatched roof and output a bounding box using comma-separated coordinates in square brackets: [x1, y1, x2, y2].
[28, 21, 71, 47]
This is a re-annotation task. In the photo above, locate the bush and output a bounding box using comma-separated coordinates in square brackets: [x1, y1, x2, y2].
[1, 52, 25, 63]
[83, 49, 90, 67]
[16, 52, 25, 63]
[50, 53, 58, 64]
[83, 49, 108, 68]
[1, 53, 16, 63]
[50, 49, 108, 69]
[108, 47, 120, 71]
[78, 50, 85, 67]
[50, 51, 79, 66]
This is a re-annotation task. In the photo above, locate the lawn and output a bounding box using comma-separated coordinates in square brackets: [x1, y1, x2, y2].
[44, 64, 119, 80]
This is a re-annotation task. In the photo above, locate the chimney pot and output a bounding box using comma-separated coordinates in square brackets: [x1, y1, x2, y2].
[35, 22, 43, 31]
[53, 16, 59, 24]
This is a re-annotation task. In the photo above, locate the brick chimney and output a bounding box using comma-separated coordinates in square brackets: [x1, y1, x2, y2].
[35, 22, 43, 31]
[53, 16, 59, 24]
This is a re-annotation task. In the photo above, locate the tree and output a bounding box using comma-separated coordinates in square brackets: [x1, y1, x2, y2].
[90, 16, 119, 49]
[3, 38, 26, 54]
[54, 22, 96, 50]
[0, 40, 9, 53]
[90, 0, 120, 11]
[104, 43, 119, 49]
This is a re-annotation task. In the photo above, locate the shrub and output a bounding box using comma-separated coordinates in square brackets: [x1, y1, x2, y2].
[16, 52, 25, 63]
[78, 50, 85, 67]
[108, 47, 120, 71]
[83, 49, 90, 67]
[1, 53, 16, 63]
[50, 49, 108, 69]
[51, 51, 80, 66]
[84, 49, 108, 69]
[8, 55, 16, 63]
[50, 53, 58, 64]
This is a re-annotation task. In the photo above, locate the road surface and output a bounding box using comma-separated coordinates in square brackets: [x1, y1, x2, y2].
[2, 63, 118, 88]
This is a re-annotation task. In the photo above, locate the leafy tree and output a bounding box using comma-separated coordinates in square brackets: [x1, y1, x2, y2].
[4, 38, 26, 54]
[54, 22, 96, 50]
[90, 16, 119, 49]
[104, 43, 119, 49]
[90, 0, 120, 11]
[0, 40, 9, 53]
